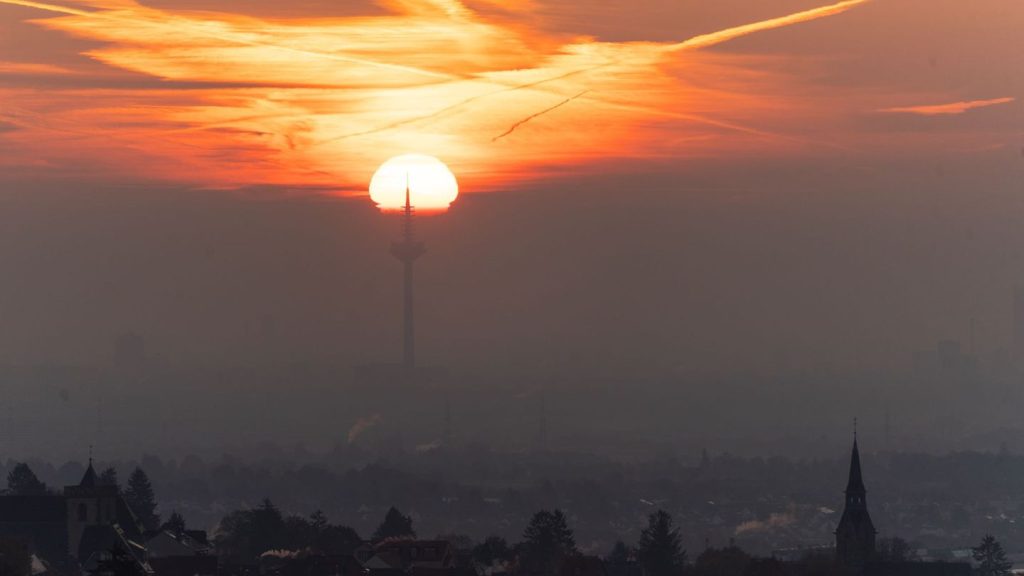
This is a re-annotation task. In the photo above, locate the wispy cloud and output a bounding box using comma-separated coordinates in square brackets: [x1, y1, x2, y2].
[880, 97, 1015, 116]
[0, 0, 875, 191]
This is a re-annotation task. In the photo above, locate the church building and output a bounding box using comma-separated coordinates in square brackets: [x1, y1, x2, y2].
[835, 434, 876, 567]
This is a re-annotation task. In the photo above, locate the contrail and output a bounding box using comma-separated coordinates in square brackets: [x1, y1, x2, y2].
[317, 64, 611, 145]
[492, 90, 590, 142]
[319, 0, 872, 143]
[0, 0, 455, 81]
[668, 0, 871, 52]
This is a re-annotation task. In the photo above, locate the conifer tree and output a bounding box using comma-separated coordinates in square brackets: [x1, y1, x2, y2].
[372, 507, 416, 541]
[973, 535, 1012, 576]
[6, 463, 46, 494]
[99, 467, 119, 488]
[637, 510, 686, 576]
[519, 509, 577, 575]
[125, 467, 160, 530]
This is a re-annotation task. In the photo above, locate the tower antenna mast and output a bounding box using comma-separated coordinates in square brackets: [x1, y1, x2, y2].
[390, 174, 426, 370]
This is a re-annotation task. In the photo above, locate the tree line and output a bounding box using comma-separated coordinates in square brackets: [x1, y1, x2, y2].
[5, 461, 1017, 576]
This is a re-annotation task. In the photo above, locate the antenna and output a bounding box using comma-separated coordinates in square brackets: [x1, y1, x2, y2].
[853, 417, 858, 442]
[390, 171, 426, 370]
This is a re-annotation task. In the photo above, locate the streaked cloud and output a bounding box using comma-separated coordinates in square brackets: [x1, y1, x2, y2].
[0, 0, 1016, 195]
[880, 97, 1015, 116]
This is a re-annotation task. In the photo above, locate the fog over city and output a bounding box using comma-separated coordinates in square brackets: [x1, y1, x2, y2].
[2, 1, 1024, 573]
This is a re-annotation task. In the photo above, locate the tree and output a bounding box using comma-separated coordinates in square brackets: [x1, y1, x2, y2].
[124, 467, 160, 531]
[99, 467, 119, 488]
[284, 515, 313, 550]
[161, 511, 186, 536]
[310, 510, 328, 534]
[214, 499, 288, 562]
[251, 499, 287, 554]
[372, 507, 416, 542]
[474, 536, 511, 568]
[875, 537, 914, 563]
[518, 509, 577, 576]
[316, 524, 361, 555]
[637, 510, 686, 576]
[306, 511, 360, 554]
[972, 535, 1012, 576]
[6, 463, 46, 494]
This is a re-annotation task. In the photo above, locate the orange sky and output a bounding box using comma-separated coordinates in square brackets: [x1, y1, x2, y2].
[0, 0, 1021, 196]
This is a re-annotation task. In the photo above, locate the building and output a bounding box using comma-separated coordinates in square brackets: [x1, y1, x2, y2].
[835, 434, 876, 568]
[0, 460, 150, 573]
[833, 436, 971, 576]
[146, 529, 216, 576]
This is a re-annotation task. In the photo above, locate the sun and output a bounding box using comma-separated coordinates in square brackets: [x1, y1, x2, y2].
[369, 154, 459, 213]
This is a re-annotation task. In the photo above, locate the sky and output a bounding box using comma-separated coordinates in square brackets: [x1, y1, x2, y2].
[0, 0, 1022, 376]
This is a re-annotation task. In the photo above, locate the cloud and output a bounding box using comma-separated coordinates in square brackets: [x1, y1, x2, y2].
[0, 0, 898, 191]
[879, 97, 1015, 116]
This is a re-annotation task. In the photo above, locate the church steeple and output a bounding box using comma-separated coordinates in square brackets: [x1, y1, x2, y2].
[79, 457, 97, 489]
[845, 425, 866, 503]
[836, 422, 876, 567]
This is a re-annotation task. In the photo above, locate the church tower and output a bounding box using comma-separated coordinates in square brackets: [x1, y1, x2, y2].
[64, 459, 120, 559]
[835, 430, 877, 567]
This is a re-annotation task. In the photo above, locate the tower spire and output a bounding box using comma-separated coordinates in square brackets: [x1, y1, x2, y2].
[390, 173, 426, 370]
[835, 425, 876, 567]
[845, 429, 866, 498]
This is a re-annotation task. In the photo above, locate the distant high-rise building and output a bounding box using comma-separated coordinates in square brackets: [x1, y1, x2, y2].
[1014, 286, 1024, 359]
[835, 430, 876, 567]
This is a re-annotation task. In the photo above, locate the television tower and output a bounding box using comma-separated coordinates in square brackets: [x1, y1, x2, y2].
[390, 179, 425, 370]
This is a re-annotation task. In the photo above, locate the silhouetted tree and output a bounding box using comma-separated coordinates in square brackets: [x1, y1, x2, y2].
[474, 536, 511, 568]
[693, 546, 750, 576]
[89, 542, 144, 576]
[99, 467, 119, 488]
[215, 510, 254, 562]
[316, 524, 361, 555]
[607, 541, 633, 565]
[518, 509, 577, 576]
[0, 537, 32, 576]
[162, 511, 186, 536]
[298, 509, 361, 554]
[637, 511, 686, 576]
[372, 507, 415, 541]
[875, 537, 914, 562]
[973, 535, 1012, 576]
[310, 510, 328, 534]
[6, 463, 46, 494]
[124, 467, 159, 530]
[252, 499, 287, 553]
[214, 499, 288, 561]
[284, 515, 313, 550]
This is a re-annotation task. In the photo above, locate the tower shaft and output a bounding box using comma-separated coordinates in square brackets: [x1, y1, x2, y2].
[403, 258, 415, 369]
[390, 183, 425, 370]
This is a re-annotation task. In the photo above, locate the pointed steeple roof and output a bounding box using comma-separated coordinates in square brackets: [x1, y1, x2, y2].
[845, 438, 866, 496]
[79, 458, 98, 488]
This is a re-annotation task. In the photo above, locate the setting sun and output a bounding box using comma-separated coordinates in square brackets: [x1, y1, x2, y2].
[369, 154, 460, 213]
